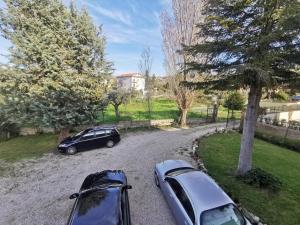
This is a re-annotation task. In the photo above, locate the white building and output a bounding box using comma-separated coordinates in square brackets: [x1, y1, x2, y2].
[116, 73, 145, 92]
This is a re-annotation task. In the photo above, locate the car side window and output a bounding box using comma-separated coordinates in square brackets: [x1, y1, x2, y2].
[94, 130, 106, 138]
[80, 131, 95, 140]
[167, 178, 195, 224]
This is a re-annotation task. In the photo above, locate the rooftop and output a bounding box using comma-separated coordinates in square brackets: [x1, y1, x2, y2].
[116, 72, 143, 78]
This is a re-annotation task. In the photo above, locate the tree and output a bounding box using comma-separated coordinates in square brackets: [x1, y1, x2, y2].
[224, 92, 246, 127]
[139, 47, 153, 119]
[160, 0, 205, 127]
[0, 0, 112, 143]
[108, 90, 129, 119]
[186, 0, 300, 174]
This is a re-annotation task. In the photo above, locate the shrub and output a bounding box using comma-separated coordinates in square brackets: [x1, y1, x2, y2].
[224, 92, 245, 111]
[238, 168, 282, 192]
[255, 131, 300, 153]
[272, 90, 289, 101]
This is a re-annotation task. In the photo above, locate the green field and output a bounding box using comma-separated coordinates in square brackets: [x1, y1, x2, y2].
[197, 133, 300, 225]
[0, 134, 57, 162]
[98, 98, 240, 123]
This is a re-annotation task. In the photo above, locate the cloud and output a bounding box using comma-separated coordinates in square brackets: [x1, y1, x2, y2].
[85, 2, 133, 26]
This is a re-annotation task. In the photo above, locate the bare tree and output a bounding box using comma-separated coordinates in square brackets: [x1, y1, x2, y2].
[108, 90, 129, 120]
[160, 0, 205, 127]
[139, 47, 153, 119]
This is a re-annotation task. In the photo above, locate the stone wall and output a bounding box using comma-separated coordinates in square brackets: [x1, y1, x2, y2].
[262, 110, 300, 121]
[18, 118, 208, 136]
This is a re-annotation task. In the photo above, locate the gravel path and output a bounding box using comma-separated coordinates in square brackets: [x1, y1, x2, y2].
[0, 123, 231, 225]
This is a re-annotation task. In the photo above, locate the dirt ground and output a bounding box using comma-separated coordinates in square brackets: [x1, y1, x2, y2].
[0, 123, 230, 225]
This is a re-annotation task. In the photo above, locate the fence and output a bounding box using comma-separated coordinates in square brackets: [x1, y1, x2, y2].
[256, 122, 300, 140]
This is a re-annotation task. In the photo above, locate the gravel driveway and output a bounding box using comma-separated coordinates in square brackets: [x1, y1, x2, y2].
[0, 123, 231, 225]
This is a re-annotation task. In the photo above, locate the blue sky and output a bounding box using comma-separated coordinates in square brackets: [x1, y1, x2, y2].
[0, 0, 171, 76]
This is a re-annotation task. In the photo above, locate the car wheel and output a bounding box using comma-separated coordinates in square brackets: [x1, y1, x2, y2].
[106, 140, 115, 148]
[154, 172, 160, 188]
[66, 146, 77, 155]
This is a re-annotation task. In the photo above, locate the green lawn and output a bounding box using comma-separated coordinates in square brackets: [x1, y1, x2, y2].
[98, 98, 240, 123]
[197, 133, 300, 225]
[0, 134, 57, 162]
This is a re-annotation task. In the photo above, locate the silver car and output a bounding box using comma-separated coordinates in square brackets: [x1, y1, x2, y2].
[154, 160, 252, 225]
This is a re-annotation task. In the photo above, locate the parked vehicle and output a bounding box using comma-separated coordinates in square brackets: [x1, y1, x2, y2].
[154, 160, 252, 225]
[291, 95, 300, 102]
[58, 127, 120, 154]
[67, 170, 132, 225]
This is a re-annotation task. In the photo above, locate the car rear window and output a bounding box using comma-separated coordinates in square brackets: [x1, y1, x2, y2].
[165, 167, 195, 177]
[201, 204, 245, 225]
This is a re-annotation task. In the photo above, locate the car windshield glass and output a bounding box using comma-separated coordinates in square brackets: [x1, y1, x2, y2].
[72, 131, 84, 140]
[201, 204, 245, 225]
[80, 183, 123, 195]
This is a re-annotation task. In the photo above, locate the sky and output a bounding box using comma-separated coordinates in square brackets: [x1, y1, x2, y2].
[0, 0, 171, 76]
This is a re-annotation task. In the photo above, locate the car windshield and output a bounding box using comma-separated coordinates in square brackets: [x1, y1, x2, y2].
[201, 204, 245, 225]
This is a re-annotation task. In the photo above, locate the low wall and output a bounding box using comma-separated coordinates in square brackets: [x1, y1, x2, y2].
[19, 118, 209, 136]
[256, 123, 300, 140]
[262, 110, 300, 121]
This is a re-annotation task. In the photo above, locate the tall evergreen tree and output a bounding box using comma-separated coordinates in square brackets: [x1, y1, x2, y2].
[0, 0, 112, 142]
[186, 0, 300, 174]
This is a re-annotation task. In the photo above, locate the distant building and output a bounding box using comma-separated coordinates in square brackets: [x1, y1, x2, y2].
[116, 73, 145, 92]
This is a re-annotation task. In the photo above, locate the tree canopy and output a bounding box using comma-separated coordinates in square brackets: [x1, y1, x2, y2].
[185, 0, 300, 175]
[0, 0, 113, 140]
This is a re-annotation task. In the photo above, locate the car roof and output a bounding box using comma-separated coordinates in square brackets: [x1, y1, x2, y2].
[68, 188, 123, 225]
[92, 126, 116, 130]
[174, 170, 233, 215]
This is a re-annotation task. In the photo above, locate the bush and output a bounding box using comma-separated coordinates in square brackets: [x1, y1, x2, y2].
[272, 90, 289, 101]
[255, 131, 300, 153]
[238, 168, 282, 192]
[224, 92, 245, 111]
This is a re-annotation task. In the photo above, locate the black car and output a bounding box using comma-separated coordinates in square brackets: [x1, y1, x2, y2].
[58, 127, 120, 154]
[67, 170, 132, 225]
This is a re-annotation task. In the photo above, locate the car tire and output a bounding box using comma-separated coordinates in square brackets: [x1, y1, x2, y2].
[106, 140, 115, 148]
[66, 146, 77, 155]
[154, 172, 160, 188]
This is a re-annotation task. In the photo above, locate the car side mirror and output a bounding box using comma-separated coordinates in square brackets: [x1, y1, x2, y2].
[125, 185, 132, 190]
[69, 193, 79, 199]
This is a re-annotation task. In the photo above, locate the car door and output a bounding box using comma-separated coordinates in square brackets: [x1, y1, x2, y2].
[76, 130, 96, 151]
[164, 177, 195, 225]
[94, 130, 108, 148]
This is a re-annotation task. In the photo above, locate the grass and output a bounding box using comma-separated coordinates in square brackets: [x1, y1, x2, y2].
[97, 98, 240, 123]
[0, 133, 57, 162]
[197, 132, 300, 225]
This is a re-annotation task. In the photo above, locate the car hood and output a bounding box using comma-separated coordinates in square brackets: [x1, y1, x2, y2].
[60, 136, 74, 145]
[68, 188, 123, 225]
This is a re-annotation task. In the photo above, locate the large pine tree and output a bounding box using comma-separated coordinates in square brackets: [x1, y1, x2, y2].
[186, 0, 300, 175]
[0, 0, 112, 142]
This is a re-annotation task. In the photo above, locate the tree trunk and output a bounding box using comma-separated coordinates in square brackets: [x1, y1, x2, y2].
[58, 127, 70, 144]
[239, 109, 245, 133]
[237, 85, 262, 175]
[114, 105, 120, 119]
[179, 109, 188, 127]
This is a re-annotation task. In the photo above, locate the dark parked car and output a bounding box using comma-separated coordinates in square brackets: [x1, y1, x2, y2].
[58, 127, 120, 154]
[67, 170, 132, 225]
[154, 160, 251, 225]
